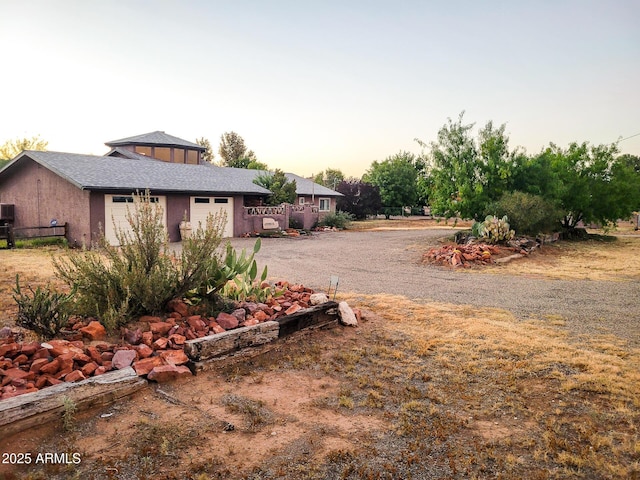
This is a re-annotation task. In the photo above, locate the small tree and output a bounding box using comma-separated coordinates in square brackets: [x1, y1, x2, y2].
[312, 168, 345, 189]
[218, 131, 262, 168]
[253, 169, 297, 205]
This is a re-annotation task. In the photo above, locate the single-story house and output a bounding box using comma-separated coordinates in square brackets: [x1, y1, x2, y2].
[0, 131, 342, 246]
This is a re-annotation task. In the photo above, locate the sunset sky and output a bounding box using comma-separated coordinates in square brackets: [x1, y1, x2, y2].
[1, 0, 638, 177]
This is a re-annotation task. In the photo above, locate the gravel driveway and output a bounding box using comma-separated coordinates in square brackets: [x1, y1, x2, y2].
[230, 229, 640, 345]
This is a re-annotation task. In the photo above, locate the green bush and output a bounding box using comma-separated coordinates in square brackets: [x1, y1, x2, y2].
[13, 275, 75, 338]
[490, 191, 561, 235]
[319, 211, 354, 229]
[53, 191, 227, 330]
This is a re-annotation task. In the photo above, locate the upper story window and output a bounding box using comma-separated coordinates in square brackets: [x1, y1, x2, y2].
[135, 146, 152, 156]
[187, 150, 199, 164]
[299, 197, 305, 205]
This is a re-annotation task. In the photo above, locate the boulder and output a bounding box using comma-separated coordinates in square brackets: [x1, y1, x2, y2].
[132, 356, 164, 376]
[167, 299, 189, 317]
[79, 321, 106, 341]
[310, 293, 330, 305]
[338, 301, 358, 327]
[150, 322, 173, 336]
[216, 312, 239, 330]
[112, 349, 137, 370]
[147, 364, 192, 383]
[159, 349, 189, 365]
[285, 304, 303, 315]
[65, 370, 86, 383]
[231, 309, 246, 324]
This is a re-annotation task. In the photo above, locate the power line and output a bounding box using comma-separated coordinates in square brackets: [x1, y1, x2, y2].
[618, 132, 640, 143]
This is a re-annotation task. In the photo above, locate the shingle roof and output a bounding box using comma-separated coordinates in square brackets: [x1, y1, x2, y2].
[105, 131, 204, 151]
[284, 173, 343, 197]
[10, 151, 271, 195]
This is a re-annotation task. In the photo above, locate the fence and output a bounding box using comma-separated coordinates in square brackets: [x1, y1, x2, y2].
[0, 224, 67, 248]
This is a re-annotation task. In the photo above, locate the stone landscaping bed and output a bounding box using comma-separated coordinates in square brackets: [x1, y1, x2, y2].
[0, 280, 360, 434]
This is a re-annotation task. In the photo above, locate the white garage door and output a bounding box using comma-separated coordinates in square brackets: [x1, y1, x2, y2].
[190, 197, 234, 238]
[104, 194, 167, 245]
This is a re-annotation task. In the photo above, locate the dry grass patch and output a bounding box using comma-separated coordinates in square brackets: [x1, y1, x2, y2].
[348, 217, 472, 231]
[488, 236, 640, 281]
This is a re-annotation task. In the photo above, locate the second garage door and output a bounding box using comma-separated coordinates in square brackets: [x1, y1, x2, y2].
[190, 197, 234, 238]
[104, 194, 167, 245]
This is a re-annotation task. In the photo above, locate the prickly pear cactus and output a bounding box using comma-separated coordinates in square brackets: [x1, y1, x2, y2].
[478, 215, 515, 244]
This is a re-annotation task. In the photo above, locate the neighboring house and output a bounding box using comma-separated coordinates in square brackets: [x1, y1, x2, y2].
[0, 132, 341, 245]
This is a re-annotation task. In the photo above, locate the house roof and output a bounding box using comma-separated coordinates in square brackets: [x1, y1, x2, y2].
[3, 151, 271, 195]
[284, 173, 343, 197]
[105, 131, 205, 151]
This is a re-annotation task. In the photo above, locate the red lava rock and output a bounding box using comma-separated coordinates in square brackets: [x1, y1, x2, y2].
[147, 364, 192, 383]
[29, 358, 50, 373]
[94, 366, 109, 376]
[133, 356, 164, 376]
[167, 299, 189, 317]
[124, 328, 143, 345]
[72, 352, 92, 364]
[168, 334, 186, 346]
[65, 370, 86, 382]
[135, 344, 154, 359]
[79, 321, 106, 341]
[150, 322, 173, 336]
[159, 349, 189, 365]
[231, 309, 246, 324]
[208, 320, 225, 334]
[112, 349, 137, 369]
[352, 308, 362, 322]
[81, 362, 98, 376]
[187, 316, 206, 331]
[0, 359, 12, 369]
[168, 312, 182, 320]
[139, 315, 162, 323]
[32, 348, 51, 360]
[100, 351, 114, 362]
[285, 304, 303, 315]
[35, 375, 49, 389]
[0, 342, 20, 358]
[141, 331, 154, 347]
[39, 358, 61, 375]
[57, 353, 75, 371]
[86, 346, 103, 365]
[216, 312, 239, 330]
[153, 337, 169, 350]
[12, 354, 29, 366]
[243, 318, 260, 327]
[253, 310, 268, 322]
[1, 368, 30, 386]
[20, 342, 40, 356]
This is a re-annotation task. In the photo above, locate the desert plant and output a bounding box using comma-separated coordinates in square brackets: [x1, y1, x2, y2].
[319, 211, 354, 229]
[476, 215, 515, 244]
[13, 274, 75, 338]
[53, 191, 227, 330]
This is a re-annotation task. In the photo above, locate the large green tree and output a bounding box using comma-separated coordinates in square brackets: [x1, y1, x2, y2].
[0, 135, 48, 162]
[253, 169, 297, 205]
[218, 131, 261, 168]
[363, 151, 418, 218]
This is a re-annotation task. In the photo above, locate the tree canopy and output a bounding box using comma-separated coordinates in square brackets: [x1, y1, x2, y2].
[253, 169, 297, 205]
[218, 131, 263, 168]
[196, 137, 214, 163]
[0, 135, 48, 161]
[335, 179, 382, 219]
[312, 168, 345, 190]
[362, 151, 418, 218]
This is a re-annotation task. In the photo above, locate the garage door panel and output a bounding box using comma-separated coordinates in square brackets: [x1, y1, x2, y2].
[104, 195, 166, 245]
[191, 197, 233, 238]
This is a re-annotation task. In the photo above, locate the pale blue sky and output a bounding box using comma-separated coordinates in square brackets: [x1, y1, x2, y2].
[1, 1, 638, 177]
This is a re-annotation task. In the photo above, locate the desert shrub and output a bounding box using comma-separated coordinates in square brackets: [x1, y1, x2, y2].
[475, 215, 515, 244]
[490, 191, 562, 235]
[13, 275, 75, 338]
[319, 211, 354, 229]
[53, 191, 227, 330]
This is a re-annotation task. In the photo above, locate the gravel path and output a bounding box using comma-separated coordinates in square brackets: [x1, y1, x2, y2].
[230, 229, 640, 346]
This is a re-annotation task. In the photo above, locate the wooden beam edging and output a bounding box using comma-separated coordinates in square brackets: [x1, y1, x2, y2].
[0, 367, 146, 437]
[184, 302, 340, 365]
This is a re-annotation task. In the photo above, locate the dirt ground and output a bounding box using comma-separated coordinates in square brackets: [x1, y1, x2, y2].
[1, 220, 639, 479]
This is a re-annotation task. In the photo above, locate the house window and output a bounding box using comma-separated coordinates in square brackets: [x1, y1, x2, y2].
[194, 198, 210, 204]
[214, 198, 228, 204]
[186, 150, 199, 164]
[154, 147, 171, 162]
[319, 198, 330, 211]
[298, 197, 305, 205]
[134, 146, 152, 157]
[173, 148, 185, 163]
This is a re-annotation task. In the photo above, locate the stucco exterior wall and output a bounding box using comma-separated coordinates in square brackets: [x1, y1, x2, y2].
[0, 159, 91, 246]
[166, 194, 190, 242]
